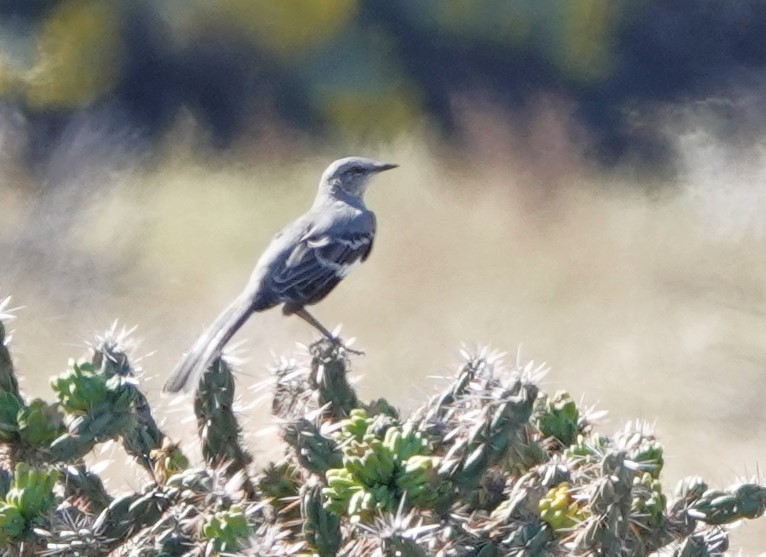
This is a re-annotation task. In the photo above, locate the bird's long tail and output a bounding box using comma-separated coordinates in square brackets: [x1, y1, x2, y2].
[163, 293, 254, 393]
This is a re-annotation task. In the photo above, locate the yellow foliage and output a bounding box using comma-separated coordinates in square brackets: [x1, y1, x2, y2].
[420, 0, 619, 81]
[555, 0, 617, 83]
[539, 482, 586, 532]
[24, 0, 121, 109]
[0, 56, 21, 98]
[432, 0, 531, 46]
[317, 86, 421, 140]
[214, 0, 357, 58]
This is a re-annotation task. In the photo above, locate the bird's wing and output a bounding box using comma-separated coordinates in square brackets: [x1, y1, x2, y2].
[269, 228, 374, 304]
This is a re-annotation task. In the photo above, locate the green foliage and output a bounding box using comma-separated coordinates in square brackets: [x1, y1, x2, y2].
[631, 471, 666, 529]
[536, 390, 580, 447]
[17, 398, 65, 446]
[45, 341, 167, 465]
[0, 391, 22, 442]
[0, 503, 24, 545]
[257, 461, 300, 510]
[5, 463, 58, 521]
[194, 357, 255, 496]
[51, 360, 130, 415]
[322, 409, 449, 519]
[0, 463, 58, 545]
[0, 302, 762, 555]
[302, 480, 342, 557]
[201, 504, 251, 553]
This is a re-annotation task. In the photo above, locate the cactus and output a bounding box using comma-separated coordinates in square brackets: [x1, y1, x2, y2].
[538, 481, 585, 531]
[535, 390, 580, 447]
[194, 357, 253, 480]
[284, 417, 343, 475]
[5, 463, 59, 521]
[302, 479, 342, 556]
[60, 463, 112, 514]
[0, 391, 23, 443]
[0, 295, 19, 396]
[309, 340, 359, 419]
[201, 503, 252, 552]
[17, 398, 65, 448]
[0, 298, 762, 555]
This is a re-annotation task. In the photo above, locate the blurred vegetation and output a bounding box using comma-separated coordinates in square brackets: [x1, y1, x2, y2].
[0, 0, 765, 169]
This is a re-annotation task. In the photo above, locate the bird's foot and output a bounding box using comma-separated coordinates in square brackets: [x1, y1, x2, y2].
[310, 336, 365, 356]
[338, 340, 365, 356]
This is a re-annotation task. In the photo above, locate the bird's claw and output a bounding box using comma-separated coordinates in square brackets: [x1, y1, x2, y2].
[330, 336, 365, 355]
[311, 336, 365, 356]
[339, 342, 365, 356]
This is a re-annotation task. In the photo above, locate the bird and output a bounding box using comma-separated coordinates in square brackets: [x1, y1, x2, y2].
[163, 156, 398, 393]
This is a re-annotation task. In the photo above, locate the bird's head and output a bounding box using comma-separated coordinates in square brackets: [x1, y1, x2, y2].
[320, 156, 398, 199]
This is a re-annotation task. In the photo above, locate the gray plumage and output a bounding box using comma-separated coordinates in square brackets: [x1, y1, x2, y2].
[163, 156, 397, 393]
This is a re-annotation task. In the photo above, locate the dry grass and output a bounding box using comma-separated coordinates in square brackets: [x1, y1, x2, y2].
[1, 131, 765, 552]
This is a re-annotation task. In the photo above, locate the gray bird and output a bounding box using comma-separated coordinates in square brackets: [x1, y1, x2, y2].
[163, 156, 398, 393]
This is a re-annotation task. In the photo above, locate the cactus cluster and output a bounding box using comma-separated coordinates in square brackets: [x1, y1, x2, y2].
[322, 409, 446, 518]
[0, 292, 763, 555]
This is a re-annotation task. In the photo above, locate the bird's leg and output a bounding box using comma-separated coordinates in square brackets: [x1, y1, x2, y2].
[294, 307, 334, 339]
[292, 307, 364, 355]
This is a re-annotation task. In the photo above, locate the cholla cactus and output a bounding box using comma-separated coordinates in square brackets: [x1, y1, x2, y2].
[60, 463, 112, 514]
[0, 463, 58, 551]
[17, 398, 65, 448]
[309, 341, 359, 419]
[0, 295, 19, 396]
[0, 390, 23, 443]
[302, 479, 342, 556]
[201, 503, 252, 552]
[539, 482, 585, 531]
[47, 326, 174, 469]
[535, 391, 580, 448]
[4, 463, 59, 521]
[322, 412, 446, 519]
[0, 299, 762, 555]
[194, 356, 255, 497]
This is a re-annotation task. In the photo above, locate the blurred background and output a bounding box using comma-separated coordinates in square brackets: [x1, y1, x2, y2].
[1, 0, 766, 551]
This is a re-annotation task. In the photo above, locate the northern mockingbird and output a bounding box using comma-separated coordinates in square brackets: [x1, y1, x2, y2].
[163, 156, 398, 393]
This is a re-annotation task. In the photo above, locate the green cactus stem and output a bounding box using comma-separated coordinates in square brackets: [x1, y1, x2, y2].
[309, 340, 358, 419]
[283, 418, 342, 475]
[0, 301, 20, 396]
[302, 480, 342, 556]
[194, 357, 255, 497]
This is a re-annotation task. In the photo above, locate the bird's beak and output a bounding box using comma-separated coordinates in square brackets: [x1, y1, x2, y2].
[374, 162, 399, 172]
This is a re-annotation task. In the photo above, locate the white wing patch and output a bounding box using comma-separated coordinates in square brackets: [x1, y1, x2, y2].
[307, 235, 370, 250]
[306, 236, 332, 248]
[315, 251, 363, 278]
